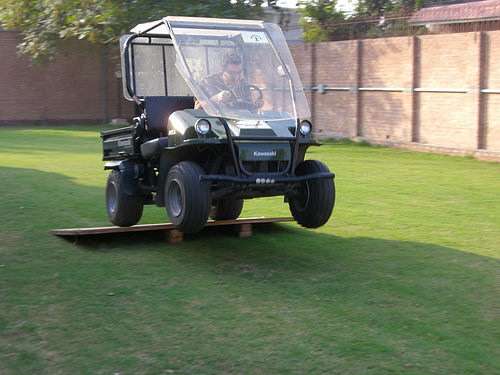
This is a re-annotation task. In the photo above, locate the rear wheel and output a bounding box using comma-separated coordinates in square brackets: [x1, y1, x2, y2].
[164, 161, 210, 233]
[106, 170, 144, 227]
[289, 160, 335, 228]
[210, 198, 244, 221]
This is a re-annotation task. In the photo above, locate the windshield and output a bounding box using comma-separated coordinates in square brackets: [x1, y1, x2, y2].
[166, 17, 310, 121]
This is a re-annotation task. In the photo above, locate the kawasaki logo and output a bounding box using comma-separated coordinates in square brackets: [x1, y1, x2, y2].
[117, 139, 132, 147]
[253, 150, 277, 157]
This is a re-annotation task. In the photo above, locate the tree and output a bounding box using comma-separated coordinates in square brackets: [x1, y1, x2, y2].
[299, 0, 425, 42]
[355, 0, 421, 16]
[355, 0, 393, 17]
[298, 0, 346, 42]
[0, 0, 266, 60]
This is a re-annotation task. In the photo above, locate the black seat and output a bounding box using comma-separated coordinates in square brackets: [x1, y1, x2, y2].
[144, 96, 194, 137]
[140, 137, 169, 159]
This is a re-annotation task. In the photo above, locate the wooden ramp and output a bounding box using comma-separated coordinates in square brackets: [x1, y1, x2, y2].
[50, 217, 294, 244]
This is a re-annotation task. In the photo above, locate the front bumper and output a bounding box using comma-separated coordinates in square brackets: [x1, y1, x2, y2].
[200, 171, 334, 185]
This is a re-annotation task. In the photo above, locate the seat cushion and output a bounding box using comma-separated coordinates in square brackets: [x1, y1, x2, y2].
[145, 96, 194, 136]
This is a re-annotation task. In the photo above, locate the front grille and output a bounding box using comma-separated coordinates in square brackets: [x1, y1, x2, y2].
[241, 160, 289, 174]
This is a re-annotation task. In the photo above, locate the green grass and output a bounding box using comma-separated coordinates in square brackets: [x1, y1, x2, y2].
[0, 125, 499, 374]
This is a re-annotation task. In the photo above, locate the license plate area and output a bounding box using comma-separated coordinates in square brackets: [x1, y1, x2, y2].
[237, 143, 291, 175]
[237, 143, 291, 162]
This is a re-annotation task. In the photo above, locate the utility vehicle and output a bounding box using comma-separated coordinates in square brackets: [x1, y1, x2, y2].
[101, 16, 335, 233]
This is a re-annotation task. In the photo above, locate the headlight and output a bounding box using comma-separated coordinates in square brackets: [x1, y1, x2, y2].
[299, 120, 312, 136]
[195, 119, 211, 135]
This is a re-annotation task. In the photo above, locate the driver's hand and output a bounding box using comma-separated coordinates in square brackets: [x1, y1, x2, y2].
[216, 90, 232, 103]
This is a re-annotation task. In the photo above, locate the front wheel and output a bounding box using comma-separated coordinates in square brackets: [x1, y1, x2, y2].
[288, 160, 335, 228]
[164, 161, 210, 233]
[106, 170, 144, 227]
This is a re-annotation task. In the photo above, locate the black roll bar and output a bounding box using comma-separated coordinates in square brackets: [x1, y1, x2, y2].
[122, 32, 172, 102]
[122, 21, 308, 178]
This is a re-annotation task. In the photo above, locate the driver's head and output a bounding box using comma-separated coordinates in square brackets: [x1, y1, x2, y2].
[222, 53, 243, 84]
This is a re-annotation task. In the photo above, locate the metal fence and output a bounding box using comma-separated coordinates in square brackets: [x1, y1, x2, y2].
[319, 6, 500, 42]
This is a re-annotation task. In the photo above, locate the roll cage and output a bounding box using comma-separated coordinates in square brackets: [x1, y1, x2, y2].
[120, 16, 317, 176]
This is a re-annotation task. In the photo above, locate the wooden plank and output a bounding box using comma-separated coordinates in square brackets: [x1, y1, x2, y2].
[50, 217, 293, 237]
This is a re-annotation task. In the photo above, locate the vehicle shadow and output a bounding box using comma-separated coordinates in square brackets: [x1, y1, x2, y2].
[2, 166, 498, 373]
[73, 222, 499, 283]
[1, 165, 498, 311]
[2, 166, 498, 276]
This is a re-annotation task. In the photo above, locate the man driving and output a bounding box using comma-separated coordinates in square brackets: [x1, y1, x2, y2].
[196, 52, 263, 110]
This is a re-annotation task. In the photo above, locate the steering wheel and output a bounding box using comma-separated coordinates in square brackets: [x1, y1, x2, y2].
[247, 85, 263, 101]
[226, 85, 264, 110]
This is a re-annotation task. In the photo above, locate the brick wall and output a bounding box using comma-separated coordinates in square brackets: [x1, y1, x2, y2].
[484, 31, 500, 151]
[1, 30, 499, 159]
[314, 41, 358, 138]
[360, 37, 413, 144]
[0, 31, 133, 123]
[290, 31, 500, 159]
[418, 33, 479, 150]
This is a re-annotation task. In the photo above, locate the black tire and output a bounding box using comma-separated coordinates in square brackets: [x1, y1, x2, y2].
[289, 160, 335, 228]
[164, 161, 210, 233]
[210, 198, 244, 220]
[106, 170, 144, 227]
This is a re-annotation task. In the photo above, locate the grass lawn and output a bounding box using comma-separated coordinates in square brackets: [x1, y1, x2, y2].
[0, 125, 499, 374]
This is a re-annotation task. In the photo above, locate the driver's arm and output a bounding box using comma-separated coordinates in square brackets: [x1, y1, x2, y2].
[210, 90, 232, 104]
[202, 75, 232, 104]
[195, 90, 231, 110]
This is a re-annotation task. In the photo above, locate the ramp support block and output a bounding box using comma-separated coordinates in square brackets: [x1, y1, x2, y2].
[239, 223, 253, 238]
[167, 229, 184, 244]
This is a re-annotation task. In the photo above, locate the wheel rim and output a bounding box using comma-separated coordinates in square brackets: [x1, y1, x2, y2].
[107, 182, 117, 215]
[167, 180, 183, 218]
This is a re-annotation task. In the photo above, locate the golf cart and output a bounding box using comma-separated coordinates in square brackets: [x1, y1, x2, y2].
[101, 16, 335, 233]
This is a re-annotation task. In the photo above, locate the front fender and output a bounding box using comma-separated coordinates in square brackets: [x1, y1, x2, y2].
[104, 160, 142, 196]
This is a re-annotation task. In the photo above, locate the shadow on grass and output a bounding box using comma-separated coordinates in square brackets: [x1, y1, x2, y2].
[2, 167, 499, 374]
[72, 223, 500, 281]
[2, 166, 497, 277]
